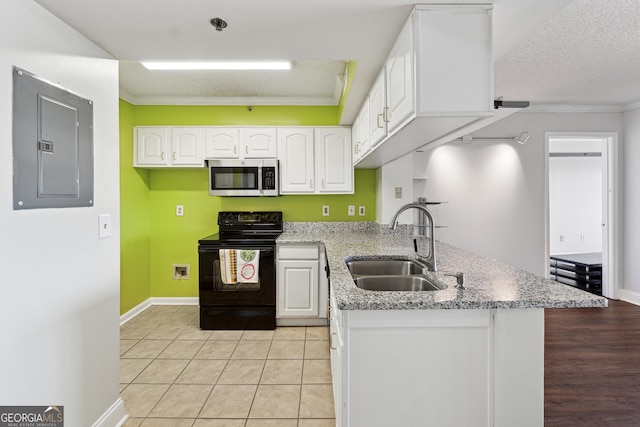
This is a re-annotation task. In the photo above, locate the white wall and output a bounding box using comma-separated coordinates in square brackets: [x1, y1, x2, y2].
[376, 154, 414, 224]
[0, 2, 122, 426]
[623, 107, 640, 298]
[410, 112, 622, 276]
[549, 139, 603, 254]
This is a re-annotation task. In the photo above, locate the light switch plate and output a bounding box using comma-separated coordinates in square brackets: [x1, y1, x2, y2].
[98, 214, 111, 239]
[348, 205, 355, 216]
[395, 187, 402, 198]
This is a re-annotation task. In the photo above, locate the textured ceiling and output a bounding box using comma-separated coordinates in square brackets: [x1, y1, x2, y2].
[495, 0, 640, 107]
[32, 0, 640, 123]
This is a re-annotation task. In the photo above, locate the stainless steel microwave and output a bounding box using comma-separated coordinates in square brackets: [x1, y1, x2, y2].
[206, 159, 279, 196]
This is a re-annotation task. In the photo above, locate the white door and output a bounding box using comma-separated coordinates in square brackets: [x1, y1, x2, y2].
[171, 127, 203, 165]
[315, 128, 353, 193]
[385, 15, 415, 134]
[278, 128, 315, 193]
[369, 70, 387, 147]
[546, 133, 619, 298]
[242, 128, 277, 158]
[136, 127, 169, 165]
[204, 128, 240, 158]
[277, 260, 319, 317]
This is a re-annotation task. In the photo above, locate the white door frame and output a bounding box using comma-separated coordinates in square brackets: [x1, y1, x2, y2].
[544, 132, 619, 299]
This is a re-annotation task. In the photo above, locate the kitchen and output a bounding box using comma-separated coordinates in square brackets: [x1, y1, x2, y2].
[3, 0, 640, 427]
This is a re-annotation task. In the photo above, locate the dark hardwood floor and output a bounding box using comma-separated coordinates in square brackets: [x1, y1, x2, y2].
[545, 299, 640, 426]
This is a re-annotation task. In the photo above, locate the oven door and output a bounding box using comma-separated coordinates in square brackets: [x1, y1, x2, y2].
[199, 243, 276, 306]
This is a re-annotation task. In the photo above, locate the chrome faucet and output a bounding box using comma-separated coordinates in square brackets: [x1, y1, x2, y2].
[388, 203, 437, 272]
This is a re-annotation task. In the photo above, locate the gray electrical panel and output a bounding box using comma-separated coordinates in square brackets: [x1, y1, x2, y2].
[12, 67, 94, 210]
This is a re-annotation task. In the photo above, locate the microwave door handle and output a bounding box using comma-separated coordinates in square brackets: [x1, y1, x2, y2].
[257, 166, 263, 192]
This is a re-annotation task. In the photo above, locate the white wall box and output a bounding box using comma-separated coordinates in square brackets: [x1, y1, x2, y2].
[279, 127, 353, 194]
[135, 126, 203, 167]
[277, 244, 329, 326]
[204, 127, 277, 159]
[330, 304, 544, 427]
[355, 4, 494, 168]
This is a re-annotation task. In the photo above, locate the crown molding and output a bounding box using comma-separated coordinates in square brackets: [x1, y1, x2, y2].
[118, 93, 340, 107]
[623, 99, 640, 112]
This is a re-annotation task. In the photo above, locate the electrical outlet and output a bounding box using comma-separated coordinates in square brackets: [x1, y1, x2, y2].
[172, 264, 190, 280]
[348, 205, 355, 216]
[580, 234, 585, 241]
[176, 205, 184, 216]
[560, 235, 565, 242]
[359, 206, 366, 216]
[98, 214, 111, 239]
[395, 187, 402, 198]
[322, 205, 330, 216]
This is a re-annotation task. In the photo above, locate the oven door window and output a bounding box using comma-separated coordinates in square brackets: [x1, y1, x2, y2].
[211, 167, 258, 191]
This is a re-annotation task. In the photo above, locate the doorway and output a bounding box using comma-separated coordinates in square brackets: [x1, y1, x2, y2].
[545, 132, 619, 298]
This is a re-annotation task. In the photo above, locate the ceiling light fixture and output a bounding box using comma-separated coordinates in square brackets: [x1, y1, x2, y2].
[141, 61, 292, 71]
[459, 132, 530, 144]
[210, 17, 228, 32]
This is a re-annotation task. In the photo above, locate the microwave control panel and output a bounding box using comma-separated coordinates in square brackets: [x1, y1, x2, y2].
[262, 167, 277, 190]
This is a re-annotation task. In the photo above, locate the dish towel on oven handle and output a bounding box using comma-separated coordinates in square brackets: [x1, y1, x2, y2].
[237, 249, 260, 283]
[219, 249, 237, 285]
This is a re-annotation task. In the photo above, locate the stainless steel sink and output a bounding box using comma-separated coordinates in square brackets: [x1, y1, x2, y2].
[346, 259, 426, 276]
[353, 275, 443, 292]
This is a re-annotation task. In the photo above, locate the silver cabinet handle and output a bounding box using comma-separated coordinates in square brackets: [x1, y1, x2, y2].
[161, 152, 165, 160]
[327, 303, 331, 320]
[322, 179, 325, 188]
[234, 145, 237, 155]
[245, 145, 248, 155]
[310, 179, 313, 189]
[330, 333, 338, 350]
[377, 113, 384, 129]
[172, 152, 177, 161]
[383, 107, 390, 123]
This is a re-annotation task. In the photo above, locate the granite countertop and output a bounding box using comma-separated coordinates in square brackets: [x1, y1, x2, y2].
[277, 222, 608, 311]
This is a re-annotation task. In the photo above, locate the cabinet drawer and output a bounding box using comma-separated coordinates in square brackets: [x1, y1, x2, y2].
[278, 245, 319, 260]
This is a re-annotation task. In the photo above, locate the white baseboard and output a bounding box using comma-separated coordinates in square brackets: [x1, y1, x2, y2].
[618, 289, 640, 307]
[120, 297, 199, 326]
[92, 397, 126, 427]
[277, 318, 329, 327]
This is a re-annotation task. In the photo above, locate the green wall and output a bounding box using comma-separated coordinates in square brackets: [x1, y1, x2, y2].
[120, 102, 376, 312]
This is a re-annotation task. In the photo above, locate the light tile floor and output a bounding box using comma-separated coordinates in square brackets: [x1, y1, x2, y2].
[120, 305, 335, 427]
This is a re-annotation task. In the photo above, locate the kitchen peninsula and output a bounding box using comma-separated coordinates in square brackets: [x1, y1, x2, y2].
[278, 222, 607, 427]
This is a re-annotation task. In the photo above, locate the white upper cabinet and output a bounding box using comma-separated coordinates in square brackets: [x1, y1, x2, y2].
[278, 128, 315, 193]
[204, 127, 277, 159]
[385, 15, 415, 134]
[279, 127, 353, 194]
[135, 127, 203, 167]
[171, 127, 204, 165]
[204, 127, 240, 158]
[136, 127, 169, 166]
[368, 70, 387, 148]
[352, 98, 371, 163]
[242, 128, 277, 158]
[354, 4, 493, 168]
[315, 128, 353, 193]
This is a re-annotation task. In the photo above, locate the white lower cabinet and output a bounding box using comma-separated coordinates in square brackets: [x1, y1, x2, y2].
[331, 307, 544, 427]
[276, 244, 328, 325]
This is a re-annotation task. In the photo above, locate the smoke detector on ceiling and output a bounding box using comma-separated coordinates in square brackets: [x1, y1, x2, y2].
[210, 18, 228, 32]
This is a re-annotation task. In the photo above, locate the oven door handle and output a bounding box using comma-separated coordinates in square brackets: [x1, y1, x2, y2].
[199, 246, 275, 254]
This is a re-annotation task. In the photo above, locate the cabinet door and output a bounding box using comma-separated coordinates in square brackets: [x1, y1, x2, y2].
[135, 127, 169, 165]
[315, 128, 353, 193]
[204, 128, 240, 158]
[277, 259, 319, 317]
[329, 292, 344, 426]
[353, 102, 370, 164]
[277, 128, 315, 193]
[242, 128, 277, 158]
[171, 127, 203, 165]
[386, 15, 415, 134]
[368, 70, 387, 148]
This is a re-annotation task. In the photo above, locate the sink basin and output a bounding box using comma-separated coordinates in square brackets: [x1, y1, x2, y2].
[353, 275, 443, 292]
[346, 259, 425, 276]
